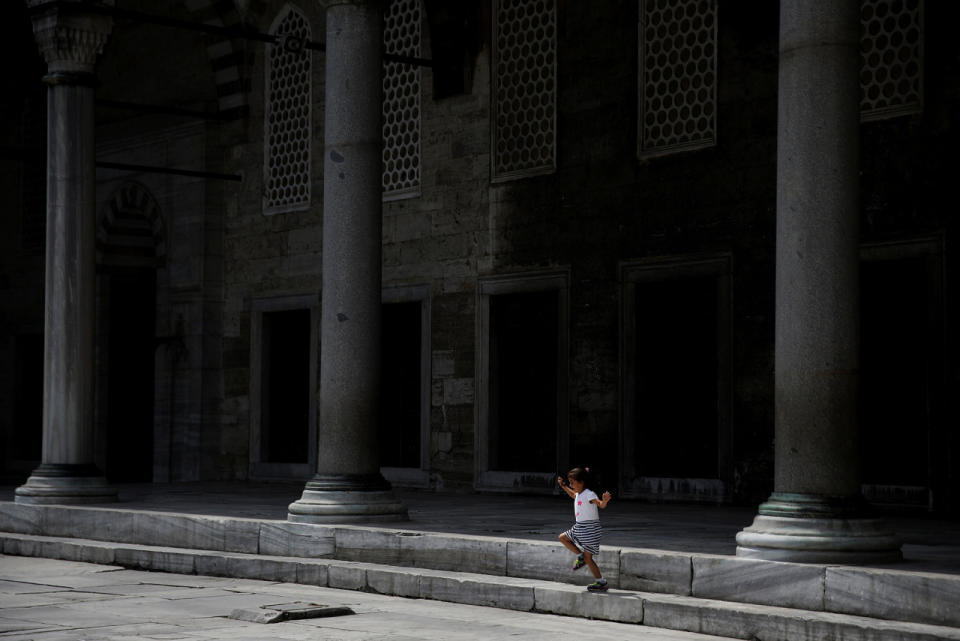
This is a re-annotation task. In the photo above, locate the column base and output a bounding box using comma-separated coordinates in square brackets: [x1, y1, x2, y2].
[735, 493, 902, 563]
[287, 473, 408, 524]
[14, 463, 118, 505]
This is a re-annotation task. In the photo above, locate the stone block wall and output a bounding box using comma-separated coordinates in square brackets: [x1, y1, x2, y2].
[384, 39, 493, 488]
[218, 1, 328, 481]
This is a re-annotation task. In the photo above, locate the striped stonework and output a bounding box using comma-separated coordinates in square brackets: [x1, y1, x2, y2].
[182, 0, 249, 119]
[97, 182, 166, 269]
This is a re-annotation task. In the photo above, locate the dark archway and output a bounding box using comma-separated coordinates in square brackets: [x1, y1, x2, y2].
[98, 182, 166, 483]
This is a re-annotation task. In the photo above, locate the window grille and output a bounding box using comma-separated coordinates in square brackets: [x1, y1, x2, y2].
[637, 0, 717, 158]
[383, 0, 422, 201]
[492, 0, 557, 182]
[264, 7, 311, 215]
[860, 0, 923, 122]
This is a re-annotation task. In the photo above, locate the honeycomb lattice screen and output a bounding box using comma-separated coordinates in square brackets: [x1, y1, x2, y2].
[860, 0, 923, 122]
[492, 0, 557, 182]
[383, 0, 422, 201]
[637, 0, 717, 158]
[264, 7, 312, 215]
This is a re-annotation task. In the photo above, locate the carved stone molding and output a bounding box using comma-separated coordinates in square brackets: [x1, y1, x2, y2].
[27, 2, 113, 74]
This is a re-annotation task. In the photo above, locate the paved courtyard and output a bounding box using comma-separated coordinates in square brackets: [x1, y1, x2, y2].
[0, 555, 736, 640]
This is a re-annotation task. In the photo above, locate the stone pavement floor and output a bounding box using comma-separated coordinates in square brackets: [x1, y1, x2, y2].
[0, 555, 736, 641]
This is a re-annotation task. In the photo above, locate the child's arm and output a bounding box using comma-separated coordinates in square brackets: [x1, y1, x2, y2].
[591, 491, 613, 508]
[556, 477, 576, 498]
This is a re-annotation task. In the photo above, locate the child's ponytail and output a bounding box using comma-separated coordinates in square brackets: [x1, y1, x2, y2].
[566, 466, 596, 491]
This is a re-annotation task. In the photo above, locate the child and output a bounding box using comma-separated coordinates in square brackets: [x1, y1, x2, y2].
[557, 467, 612, 592]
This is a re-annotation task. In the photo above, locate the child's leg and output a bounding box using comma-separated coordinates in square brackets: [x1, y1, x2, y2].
[583, 550, 601, 579]
[558, 532, 581, 555]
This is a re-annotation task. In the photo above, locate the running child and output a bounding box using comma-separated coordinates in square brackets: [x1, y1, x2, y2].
[557, 467, 612, 592]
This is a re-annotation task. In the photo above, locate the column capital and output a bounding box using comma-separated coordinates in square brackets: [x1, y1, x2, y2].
[27, 0, 114, 75]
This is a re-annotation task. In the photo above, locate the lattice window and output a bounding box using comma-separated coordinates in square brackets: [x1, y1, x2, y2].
[264, 6, 312, 215]
[492, 0, 557, 182]
[860, 0, 923, 122]
[383, 0, 422, 201]
[637, 0, 717, 158]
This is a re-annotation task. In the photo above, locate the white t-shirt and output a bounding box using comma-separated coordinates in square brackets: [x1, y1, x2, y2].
[575, 489, 599, 522]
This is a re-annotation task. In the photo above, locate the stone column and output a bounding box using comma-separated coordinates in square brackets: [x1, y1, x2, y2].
[15, 1, 117, 504]
[288, 0, 406, 523]
[735, 0, 900, 562]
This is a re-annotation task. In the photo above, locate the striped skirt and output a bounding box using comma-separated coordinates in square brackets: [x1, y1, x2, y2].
[564, 519, 602, 555]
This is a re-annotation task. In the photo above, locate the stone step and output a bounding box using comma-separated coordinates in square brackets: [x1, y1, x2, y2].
[2, 532, 959, 641]
[2, 501, 959, 631]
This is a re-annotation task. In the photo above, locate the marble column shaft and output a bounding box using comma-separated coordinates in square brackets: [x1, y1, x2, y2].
[318, 0, 386, 478]
[15, 3, 116, 504]
[288, 0, 406, 522]
[43, 81, 98, 466]
[773, 0, 862, 498]
[736, 0, 900, 562]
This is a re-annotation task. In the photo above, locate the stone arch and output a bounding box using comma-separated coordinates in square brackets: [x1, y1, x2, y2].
[97, 181, 166, 268]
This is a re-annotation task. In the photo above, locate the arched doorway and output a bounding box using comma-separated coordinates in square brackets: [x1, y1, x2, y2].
[97, 182, 166, 483]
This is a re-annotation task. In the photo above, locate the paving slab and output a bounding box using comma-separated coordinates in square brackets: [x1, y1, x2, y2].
[0, 503, 42, 535]
[366, 565, 421, 597]
[620, 548, 692, 594]
[826, 565, 960, 628]
[0, 622, 207, 641]
[506, 537, 621, 584]
[0, 618, 60, 635]
[0, 556, 737, 641]
[228, 601, 355, 623]
[691, 555, 825, 610]
[0, 578, 73, 594]
[534, 583, 645, 623]
[42, 504, 135, 542]
[0, 571, 126, 591]
[0, 590, 118, 608]
[420, 572, 537, 611]
[293, 559, 329, 585]
[132, 511, 225, 550]
[0, 555, 123, 577]
[0, 603, 145, 628]
[399, 530, 507, 574]
[260, 520, 335, 557]
[97, 592, 274, 620]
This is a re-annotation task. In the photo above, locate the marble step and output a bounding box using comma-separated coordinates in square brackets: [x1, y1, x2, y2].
[2, 501, 959, 631]
[3, 532, 960, 641]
